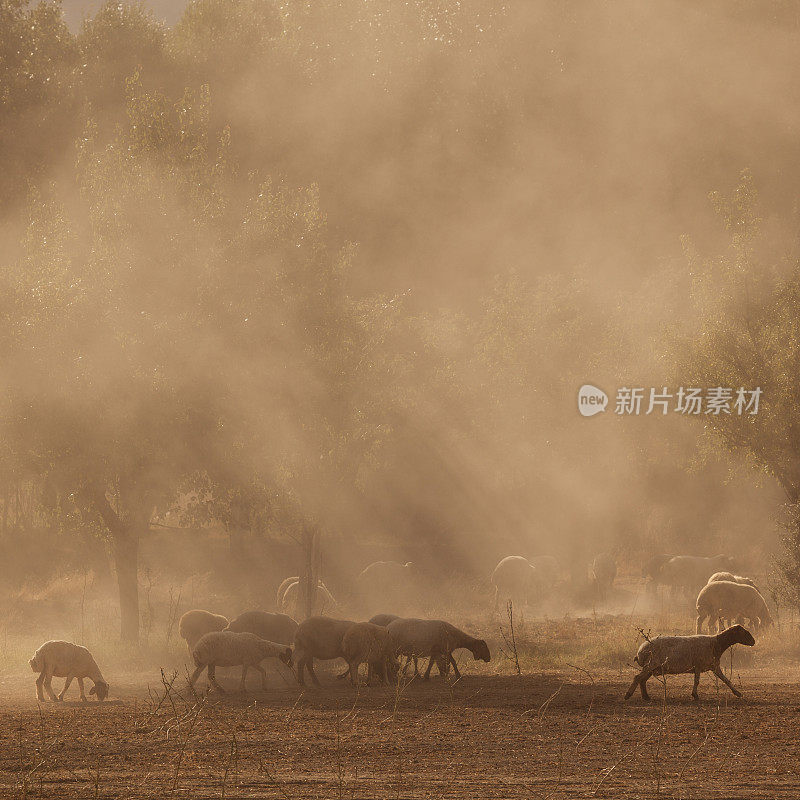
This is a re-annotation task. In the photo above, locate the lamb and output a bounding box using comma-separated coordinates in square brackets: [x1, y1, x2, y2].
[695, 580, 773, 634]
[293, 616, 357, 686]
[189, 630, 292, 694]
[225, 610, 298, 645]
[280, 579, 337, 617]
[491, 556, 539, 611]
[624, 625, 755, 701]
[29, 641, 109, 702]
[336, 614, 402, 679]
[341, 622, 399, 685]
[178, 609, 229, 652]
[386, 618, 490, 680]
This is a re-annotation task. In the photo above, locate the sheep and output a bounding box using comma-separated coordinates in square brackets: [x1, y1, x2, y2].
[642, 553, 674, 587]
[386, 618, 490, 680]
[29, 641, 109, 703]
[336, 613, 402, 679]
[178, 609, 229, 652]
[624, 625, 755, 701]
[491, 556, 538, 612]
[341, 622, 399, 685]
[189, 631, 292, 694]
[293, 616, 357, 686]
[695, 580, 773, 634]
[225, 610, 298, 645]
[280, 579, 337, 618]
[658, 555, 737, 595]
[707, 571, 758, 588]
[589, 552, 617, 598]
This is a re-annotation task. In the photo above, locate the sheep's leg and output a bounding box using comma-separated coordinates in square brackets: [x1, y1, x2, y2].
[77, 677, 87, 702]
[35, 673, 46, 702]
[254, 663, 268, 691]
[493, 585, 499, 612]
[623, 673, 641, 700]
[695, 612, 705, 634]
[348, 661, 359, 686]
[306, 658, 321, 687]
[413, 656, 419, 676]
[239, 665, 248, 693]
[296, 659, 306, 686]
[638, 674, 651, 700]
[208, 665, 226, 694]
[448, 653, 461, 679]
[189, 664, 205, 689]
[59, 675, 74, 701]
[423, 654, 435, 681]
[712, 664, 742, 698]
[691, 669, 701, 701]
[44, 674, 58, 702]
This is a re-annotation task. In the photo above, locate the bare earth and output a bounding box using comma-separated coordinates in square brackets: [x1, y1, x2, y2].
[1, 667, 799, 799]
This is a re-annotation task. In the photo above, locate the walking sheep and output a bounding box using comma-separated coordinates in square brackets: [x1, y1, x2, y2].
[189, 631, 292, 694]
[696, 580, 773, 634]
[225, 610, 298, 645]
[179, 609, 229, 652]
[29, 641, 109, 702]
[341, 622, 399, 685]
[624, 625, 755, 701]
[293, 616, 357, 686]
[387, 618, 490, 680]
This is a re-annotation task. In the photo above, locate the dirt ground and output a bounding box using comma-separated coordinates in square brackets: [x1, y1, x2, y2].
[2, 664, 800, 800]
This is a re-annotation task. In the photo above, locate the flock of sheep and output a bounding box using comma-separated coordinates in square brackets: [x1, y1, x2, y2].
[26, 554, 774, 705]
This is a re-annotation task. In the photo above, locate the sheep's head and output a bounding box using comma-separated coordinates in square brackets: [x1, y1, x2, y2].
[727, 625, 756, 647]
[89, 681, 109, 702]
[279, 647, 293, 669]
[28, 655, 41, 673]
[471, 639, 491, 663]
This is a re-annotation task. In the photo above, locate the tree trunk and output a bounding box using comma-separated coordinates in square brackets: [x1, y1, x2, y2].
[91, 483, 151, 643]
[113, 529, 140, 642]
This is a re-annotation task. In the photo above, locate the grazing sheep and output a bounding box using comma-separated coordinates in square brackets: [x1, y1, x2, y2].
[658, 555, 737, 595]
[589, 552, 617, 598]
[387, 618, 490, 680]
[225, 611, 298, 645]
[29, 641, 109, 703]
[707, 572, 758, 588]
[341, 622, 399, 685]
[491, 556, 539, 612]
[695, 581, 773, 634]
[280, 579, 337, 618]
[179, 609, 229, 652]
[189, 631, 292, 694]
[624, 625, 755, 701]
[293, 616, 357, 686]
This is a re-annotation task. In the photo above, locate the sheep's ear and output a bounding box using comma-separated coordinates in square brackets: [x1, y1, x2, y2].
[89, 686, 97, 695]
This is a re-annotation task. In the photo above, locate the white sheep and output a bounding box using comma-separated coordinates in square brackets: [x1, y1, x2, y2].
[386, 618, 490, 680]
[695, 580, 773, 634]
[341, 622, 399, 685]
[178, 609, 229, 652]
[491, 556, 538, 612]
[707, 571, 758, 588]
[293, 616, 357, 686]
[279, 579, 337, 617]
[225, 610, 298, 645]
[189, 630, 292, 694]
[29, 641, 109, 702]
[624, 625, 755, 701]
